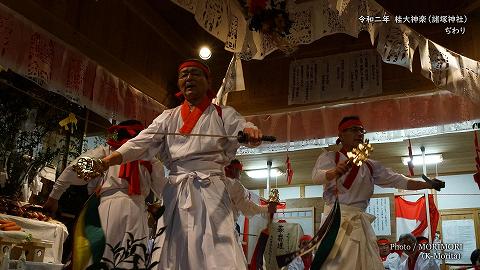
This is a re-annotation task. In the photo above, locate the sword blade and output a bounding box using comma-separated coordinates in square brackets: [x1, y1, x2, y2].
[141, 132, 238, 139]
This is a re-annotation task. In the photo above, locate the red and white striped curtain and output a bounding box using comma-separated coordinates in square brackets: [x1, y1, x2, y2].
[395, 194, 439, 240]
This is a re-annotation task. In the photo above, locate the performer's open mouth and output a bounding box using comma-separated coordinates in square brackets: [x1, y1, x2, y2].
[185, 82, 196, 91]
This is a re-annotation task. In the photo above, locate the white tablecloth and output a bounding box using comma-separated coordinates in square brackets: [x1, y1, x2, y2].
[8, 260, 63, 270]
[0, 214, 68, 263]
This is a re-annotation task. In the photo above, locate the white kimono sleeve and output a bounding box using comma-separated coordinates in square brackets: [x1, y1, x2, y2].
[225, 177, 267, 217]
[149, 159, 166, 199]
[49, 146, 108, 200]
[312, 152, 335, 185]
[287, 256, 305, 270]
[221, 106, 259, 159]
[369, 159, 410, 190]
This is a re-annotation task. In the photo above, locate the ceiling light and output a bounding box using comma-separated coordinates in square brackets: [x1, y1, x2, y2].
[199, 46, 211, 60]
[401, 154, 443, 166]
[245, 168, 284, 179]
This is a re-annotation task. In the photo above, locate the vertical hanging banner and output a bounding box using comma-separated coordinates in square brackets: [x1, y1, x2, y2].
[365, 197, 391, 236]
[215, 54, 245, 105]
[288, 49, 382, 105]
[263, 222, 303, 270]
[224, 0, 247, 53]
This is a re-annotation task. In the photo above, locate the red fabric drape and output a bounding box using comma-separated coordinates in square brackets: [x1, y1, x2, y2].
[246, 91, 480, 144]
[117, 160, 152, 195]
[242, 216, 249, 257]
[286, 156, 293, 185]
[0, 7, 165, 123]
[395, 195, 439, 240]
[474, 129, 480, 189]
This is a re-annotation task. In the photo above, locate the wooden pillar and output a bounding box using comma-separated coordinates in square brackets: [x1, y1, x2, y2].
[300, 185, 305, 198]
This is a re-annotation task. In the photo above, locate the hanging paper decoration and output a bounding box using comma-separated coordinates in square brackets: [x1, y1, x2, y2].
[285, 156, 293, 185]
[376, 23, 420, 71]
[170, 0, 480, 107]
[194, 0, 230, 42]
[418, 39, 480, 105]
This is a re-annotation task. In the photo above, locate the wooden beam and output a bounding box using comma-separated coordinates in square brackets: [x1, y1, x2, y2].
[123, 0, 192, 59]
[0, 0, 169, 103]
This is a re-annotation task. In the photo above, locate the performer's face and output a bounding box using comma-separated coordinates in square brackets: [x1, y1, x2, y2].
[178, 67, 210, 104]
[378, 243, 390, 257]
[339, 125, 365, 149]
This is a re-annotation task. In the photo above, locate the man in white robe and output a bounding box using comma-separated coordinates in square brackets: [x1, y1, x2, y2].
[378, 238, 401, 270]
[224, 159, 274, 221]
[311, 116, 444, 270]
[224, 159, 275, 266]
[398, 234, 439, 270]
[98, 59, 264, 269]
[43, 120, 165, 268]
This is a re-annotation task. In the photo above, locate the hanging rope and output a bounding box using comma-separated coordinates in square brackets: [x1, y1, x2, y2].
[407, 139, 414, 176]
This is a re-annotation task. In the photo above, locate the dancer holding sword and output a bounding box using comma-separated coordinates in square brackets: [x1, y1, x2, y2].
[75, 59, 274, 269]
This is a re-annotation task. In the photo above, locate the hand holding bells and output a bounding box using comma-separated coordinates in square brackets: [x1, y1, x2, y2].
[267, 188, 280, 222]
[72, 157, 107, 181]
[347, 140, 374, 166]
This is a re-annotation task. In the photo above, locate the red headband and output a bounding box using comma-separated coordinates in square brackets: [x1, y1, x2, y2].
[107, 124, 144, 149]
[338, 119, 363, 132]
[225, 162, 243, 171]
[176, 60, 213, 100]
[377, 239, 390, 245]
[300, 235, 313, 242]
[178, 60, 210, 78]
[107, 124, 144, 137]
